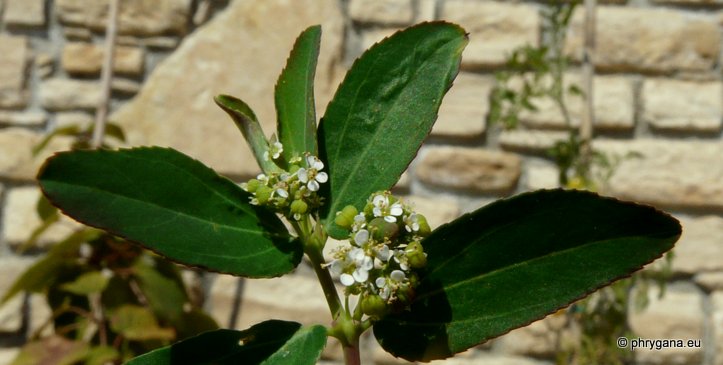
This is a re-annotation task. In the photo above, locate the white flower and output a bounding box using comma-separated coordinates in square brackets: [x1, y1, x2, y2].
[297, 155, 328, 192]
[354, 229, 369, 246]
[329, 247, 374, 287]
[393, 249, 409, 271]
[404, 213, 420, 233]
[264, 139, 283, 161]
[372, 194, 403, 223]
[375, 244, 391, 261]
[375, 270, 407, 300]
[352, 213, 366, 232]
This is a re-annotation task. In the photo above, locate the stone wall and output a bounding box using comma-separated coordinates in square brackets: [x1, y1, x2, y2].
[0, 0, 722, 364]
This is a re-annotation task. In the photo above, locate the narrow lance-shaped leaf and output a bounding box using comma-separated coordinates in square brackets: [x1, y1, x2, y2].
[38, 147, 301, 278]
[318, 22, 467, 238]
[275, 25, 321, 163]
[374, 189, 681, 361]
[215, 95, 280, 174]
[126, 320, 327, 365]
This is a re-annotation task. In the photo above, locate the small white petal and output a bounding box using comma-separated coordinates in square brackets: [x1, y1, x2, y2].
[372, 195, 386, 207]
[353, 213, 366, 224]
[390, 270, 406, 282]
[384, 215, 397, 223]
[276, 189, 288, 198]
[263, 151, 271, 161]
[380, 287, 391, 300]
[329, 260, 343, 275]
[307, 180, 320, 192]
[361, 256, 374, 270]
[340, 274, 355, 286]
[354, 229, 369, 246]
[376, 245, 391, 261]
[315, 172, 328, 183]
[353, 268, 369, 283]
[390, 203, 403, 216]
[350, 248, 365, 261]
[373, 207, 383, 217]
[375, 277, 387, 288]
[297, 168, 309, 183]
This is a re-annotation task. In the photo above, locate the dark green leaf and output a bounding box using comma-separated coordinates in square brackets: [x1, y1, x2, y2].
[110, 305, 175, 341]
[38, 147, 301, 278]
[275, 25, 321, 162]
[318, 22, 467, 238]
[374, 189, 681, 361]
[214, 95, 280, 174]
[132, 257, 188, 322]
[126, 320, 326, 365]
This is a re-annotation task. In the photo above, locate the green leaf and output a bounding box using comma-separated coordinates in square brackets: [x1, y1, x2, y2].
[126, 320, 326, 365]
[132, 256, 189, 322]
[60, 271, 109, 295]
[374, 189, 681, 361]
[275, 25, 321, 163]
[318, 22, 467, 238]
[38, 147, 301, 278]
[214, 95, 280, 174]
[2, 229, 100, 304]
[110, 305, 175, 341]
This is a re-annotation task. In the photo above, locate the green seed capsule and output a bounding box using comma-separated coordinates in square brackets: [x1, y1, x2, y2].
[245, 179, 261, 193]
[255, 186, 272, 204]
[369, 217, 399, 241]
[334, 205, 358, 229]
[405, 241, 427, 268]
[361, 294, 388, 317]
[416, 214, 432, 236]
[290, 200, 308, 215]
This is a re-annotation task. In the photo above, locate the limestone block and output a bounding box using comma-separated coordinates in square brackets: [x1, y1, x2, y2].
[595, 139, 723, 212]
[3, 0, 45, 27]
[566, 6, 720, 73]
[521, 75, 634, 131]
[442, 0, 540, 68]
[694, 272, 723, 291]
[64, 27, 93, 41]
[713, 291, 723, 365]
[0, 35, 29, 108]
[40, 78, 101, 110]
[0, 257, 34, 331]
[360, 28, 399, 52]
[0, 128, 73, 181]
[208, 272, 336, 330]
[112, 0, 343, 177]
[494, 314, 577, 358]
[55, 112, 93, 129]
[498, 130, 568, 153]
[628, 285, 703, 365]
[418, 0, 437, 22]
[0, 348, 20, 364]
[111, 78, 142, 94]
[2, 187, 81, 247]
[416, 146, 521, 194]
[62, 42, 145, 76]
[403, 195, 460, 229]
[56, 0, 192, 36]
[432, 72, 491, 139]
[643, 78, 722, 132]
[672, 215, 723, 274]
[526, 164, 559, 190]
[0, 111, 46, 126]
[349, 0, 413, 24]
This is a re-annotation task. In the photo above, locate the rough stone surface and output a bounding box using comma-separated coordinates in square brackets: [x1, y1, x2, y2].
[64, 27, 93, 41]
[713, 291, 723, 365]
[0, 111, 46, 126]
[3, 0, 45, 27]
[359, 28, 399, 52]
[113, 0, 343, 176]
[525, 164, 559, 190]
[643, 78, 722, 132]
[0, 35, 29, 108]
[209, 272, 335, 330]
[2, 187, 81, 246]
[432, 72, 491, 138]
[349, 0, 413, 24]
[55, 111, 93, 129]
[596, 140, 723, 212]
[403, 195, 460, 229]
[417, 147, 521, 194]
[62, 42, 145, 76]
[0, 348, 20, 364]
[694, 272, 723, 291]
[0, 257, 34, 331]
[521, 75, 635, 131]
[628, 285, 704, 365]
[111, 78, 142, 94]
[499, 130, 568, 152]
[56, 0, 192, 36]
[672, 215, 723, 274]
[566, 6, 720, 73]
[442, 0, 539, 68]
[39, 78, 101, 110]
[0, 128, 73, 181]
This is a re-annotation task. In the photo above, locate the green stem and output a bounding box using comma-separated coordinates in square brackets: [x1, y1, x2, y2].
[305, 244, 342, 318]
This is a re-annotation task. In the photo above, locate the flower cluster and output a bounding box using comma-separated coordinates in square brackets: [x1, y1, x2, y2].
[328, 191, 431, 316]
[241, 149, 327, 220]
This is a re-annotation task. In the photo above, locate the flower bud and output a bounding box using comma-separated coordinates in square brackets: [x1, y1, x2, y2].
[255, 185, 273, 204]
[334, 205, 358, 229]
[369, 217, 399, 241]
[290, 200, 308, 215]
[245, 179, 261, 193]
[361, 293, 388, 317]
[405, 241, 427, 268]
